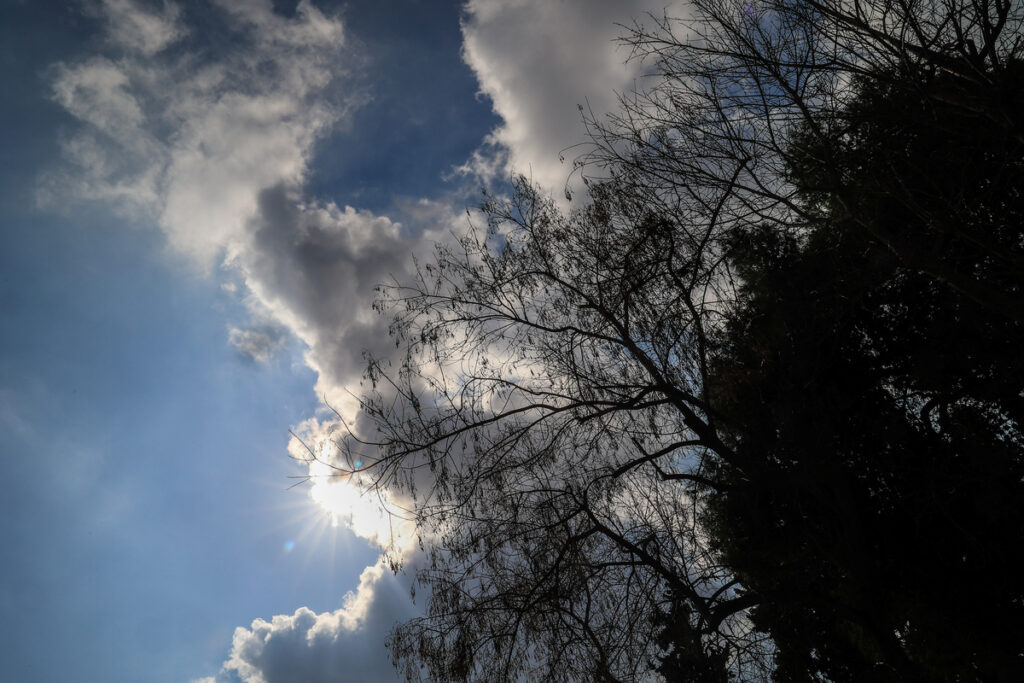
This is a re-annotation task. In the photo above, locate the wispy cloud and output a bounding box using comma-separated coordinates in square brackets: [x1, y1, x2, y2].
[228, 323, 288, 364]
[99, 0, 186, 55]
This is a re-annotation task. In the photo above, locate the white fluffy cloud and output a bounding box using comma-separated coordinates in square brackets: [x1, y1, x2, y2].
[460, 0, 673, 194]
[219, 557, 418, 683]
[47, 0, 349, 266]
[49, 0, 683, 484]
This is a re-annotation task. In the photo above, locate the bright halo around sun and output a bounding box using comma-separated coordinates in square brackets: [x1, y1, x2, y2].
[291, 422, 416, 554]
[307, 459, 398, 547]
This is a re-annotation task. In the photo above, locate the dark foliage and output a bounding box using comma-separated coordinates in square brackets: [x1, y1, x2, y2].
[711, 216, 1024, 680]
[707, 51, 1024, 680]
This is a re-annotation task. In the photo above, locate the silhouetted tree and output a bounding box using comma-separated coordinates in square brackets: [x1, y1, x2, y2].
[710, 213, 1024, 680]
[318, 0, 1024, 680]
[364, 178, 768, 681]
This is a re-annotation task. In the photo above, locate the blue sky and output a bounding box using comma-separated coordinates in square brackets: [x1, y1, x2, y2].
[0, 1, 667, 680]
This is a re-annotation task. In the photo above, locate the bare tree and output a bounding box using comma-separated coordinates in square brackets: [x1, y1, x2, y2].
[301, 1, 1024, 680]
[355, 177, 766, 681]
[581, 0, 1024, 321]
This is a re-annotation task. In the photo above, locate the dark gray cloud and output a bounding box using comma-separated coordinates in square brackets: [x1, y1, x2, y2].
[235, 183, 452, 404]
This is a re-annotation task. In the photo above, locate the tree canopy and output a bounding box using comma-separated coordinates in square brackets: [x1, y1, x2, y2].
[313, 0, 1024, 680]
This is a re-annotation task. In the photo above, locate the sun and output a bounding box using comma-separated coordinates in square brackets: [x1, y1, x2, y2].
[289, 419, 416, 554]
[307, 460, 398, 546]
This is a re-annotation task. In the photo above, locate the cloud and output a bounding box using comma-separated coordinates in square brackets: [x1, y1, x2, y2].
[47, 6, 435, 679]
[51, 56, 145, 131]
[218, 557, 418, 683]
[286, 417, 419, 555]
[237, 185, 408, 400]
[45, 0, 352, 266]
[45, 1, 693, 680]
[212, 0, 345, 49]
[100, 0, 186, 55]
[460, 0, 674, 194]
[46, 0, 445, 408]
[228, 324, 288, 364]
[46, 0, 684, 467]
[234, 186, 456, 406]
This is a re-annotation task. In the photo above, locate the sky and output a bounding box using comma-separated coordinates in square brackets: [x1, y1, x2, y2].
[0, 1, 670, 680]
